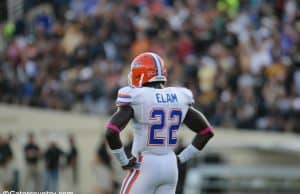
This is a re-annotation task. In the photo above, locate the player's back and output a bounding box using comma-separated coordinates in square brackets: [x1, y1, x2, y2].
[116, 86, 194, 156]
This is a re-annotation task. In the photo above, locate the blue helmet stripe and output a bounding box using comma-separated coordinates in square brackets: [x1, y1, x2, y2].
[149, 53, 162, 76]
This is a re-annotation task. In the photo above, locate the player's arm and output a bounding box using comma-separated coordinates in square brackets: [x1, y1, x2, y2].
[105, 105, 138, 170]
[177, 107, 214, 163]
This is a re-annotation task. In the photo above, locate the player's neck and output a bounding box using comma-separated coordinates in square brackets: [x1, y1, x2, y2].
[142, 82, 164, 89]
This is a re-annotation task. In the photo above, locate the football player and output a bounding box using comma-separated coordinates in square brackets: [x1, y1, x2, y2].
[105, 52, 214, 194]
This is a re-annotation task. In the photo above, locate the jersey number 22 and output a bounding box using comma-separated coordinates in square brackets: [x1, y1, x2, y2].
[148, 108, 182, 145]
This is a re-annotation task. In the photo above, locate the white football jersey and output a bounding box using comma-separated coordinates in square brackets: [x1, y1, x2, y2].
[116, 86, 194, 156]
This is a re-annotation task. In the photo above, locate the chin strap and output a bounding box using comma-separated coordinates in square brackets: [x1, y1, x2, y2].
[128, 73, 132, 86]
[138, 73, 144, 87]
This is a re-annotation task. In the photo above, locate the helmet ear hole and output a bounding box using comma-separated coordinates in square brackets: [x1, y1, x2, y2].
[135, 76, 140, 81]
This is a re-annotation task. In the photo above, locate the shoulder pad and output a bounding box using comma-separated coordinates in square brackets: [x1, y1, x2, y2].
[116, 86, 138, 106]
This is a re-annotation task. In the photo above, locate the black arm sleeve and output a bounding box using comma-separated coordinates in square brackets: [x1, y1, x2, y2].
[183, 107, 214, 150]
[105, 106, 134, 150]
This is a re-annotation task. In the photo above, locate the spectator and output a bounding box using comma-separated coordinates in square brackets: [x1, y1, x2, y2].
[23, 133, 41, 191]
[65, 135, 78, 185]
[43, 141, 64, 192]
[0, 134, 13, 191]
[92, 142, 113, 194]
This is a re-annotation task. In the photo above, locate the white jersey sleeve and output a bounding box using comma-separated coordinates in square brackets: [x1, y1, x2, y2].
[116, 86, 140, 107]
[179, 87, 195, 105]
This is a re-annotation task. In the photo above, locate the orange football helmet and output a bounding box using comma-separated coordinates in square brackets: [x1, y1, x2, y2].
[129, 52, 167, 87]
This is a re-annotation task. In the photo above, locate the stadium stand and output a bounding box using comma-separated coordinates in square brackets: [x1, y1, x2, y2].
[0, 0, 299, 132]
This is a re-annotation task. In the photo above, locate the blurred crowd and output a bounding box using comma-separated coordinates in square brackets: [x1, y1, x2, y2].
[0, 0, 300, 132]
